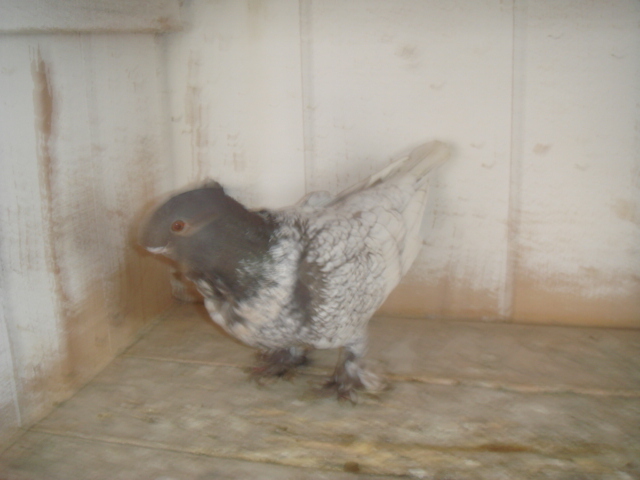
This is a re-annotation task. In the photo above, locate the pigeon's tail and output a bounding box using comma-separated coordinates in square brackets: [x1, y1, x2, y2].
[366, 140, 450, 189]
[385, 141, 451, 279]
[329, 141, 451, 204]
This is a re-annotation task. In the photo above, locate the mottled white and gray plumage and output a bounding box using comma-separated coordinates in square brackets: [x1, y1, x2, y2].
[140, 141, 450, 401]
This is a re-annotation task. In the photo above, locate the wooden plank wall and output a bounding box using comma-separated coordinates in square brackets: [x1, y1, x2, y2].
[0, 0, 179, 450]
[166, 0, 640, 327]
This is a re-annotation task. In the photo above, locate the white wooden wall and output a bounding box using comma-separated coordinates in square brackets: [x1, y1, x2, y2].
[167, 0, 640, 326]
[0, 0, 179, 450]
[1, 0, 639, 450]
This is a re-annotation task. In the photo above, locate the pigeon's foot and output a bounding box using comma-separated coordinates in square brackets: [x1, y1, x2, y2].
[250, 348, 309, 383]
[321, 360, 387, 404]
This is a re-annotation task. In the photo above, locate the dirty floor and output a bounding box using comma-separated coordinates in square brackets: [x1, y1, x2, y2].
[1, 304, 639, 480]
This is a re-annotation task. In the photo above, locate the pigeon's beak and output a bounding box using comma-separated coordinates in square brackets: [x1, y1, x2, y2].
[146, 246, 169, 255]
[138, 211, 173, 256]
[138, 222, 173, 257]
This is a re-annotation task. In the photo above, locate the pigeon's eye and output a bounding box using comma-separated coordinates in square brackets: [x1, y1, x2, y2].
[171, 220, 186, 232]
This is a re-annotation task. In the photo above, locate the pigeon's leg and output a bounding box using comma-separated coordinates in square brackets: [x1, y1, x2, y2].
[251, 346, 309, 381]
[324, 339, 385, 403]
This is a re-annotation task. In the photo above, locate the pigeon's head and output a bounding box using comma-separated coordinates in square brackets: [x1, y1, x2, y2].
[139, 181, 234, 260]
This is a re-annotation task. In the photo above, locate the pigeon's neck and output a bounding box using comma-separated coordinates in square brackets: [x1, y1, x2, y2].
[180, 205, 276, 299]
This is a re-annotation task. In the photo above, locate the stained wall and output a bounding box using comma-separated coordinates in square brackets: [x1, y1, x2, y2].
[0, 0, 179, 449]
[166, 0, 640, 326]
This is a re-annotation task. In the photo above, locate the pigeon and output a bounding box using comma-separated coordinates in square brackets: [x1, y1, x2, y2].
[140, 141, 451, 401]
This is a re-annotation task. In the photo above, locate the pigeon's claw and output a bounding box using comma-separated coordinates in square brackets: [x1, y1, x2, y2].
[322, 377, 360, 404]
[320, 347, 387, 404]
[249, 348, 309, 383]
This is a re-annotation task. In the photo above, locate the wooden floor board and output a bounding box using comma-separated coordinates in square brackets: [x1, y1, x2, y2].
[1, 304, 639, 479]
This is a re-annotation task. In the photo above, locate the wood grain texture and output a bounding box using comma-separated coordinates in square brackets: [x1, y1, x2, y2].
[2, 305, 637, 478]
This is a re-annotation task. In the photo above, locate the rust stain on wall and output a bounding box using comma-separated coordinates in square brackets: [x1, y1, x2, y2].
[31, 50, 110, 394]
[19, 38, 174, 434]
[31, 50, 68, 338]
[532, 143, 551, 155]
[185, 52, 209, 180]
[110, 182, 173, 349]
[512, 273, 640, 328]
[382, 268, 640, 327]
[612, 198, 638, 223]
[29, 48, 79, 419]
[380, 274, 502, 322]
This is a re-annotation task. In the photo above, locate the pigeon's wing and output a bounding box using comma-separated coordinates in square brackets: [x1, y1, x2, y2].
[295, 190, 334, 212]
[326, 141, 450, 207]
[291, 141, 449, 214]
[306, 141, 451, 298]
